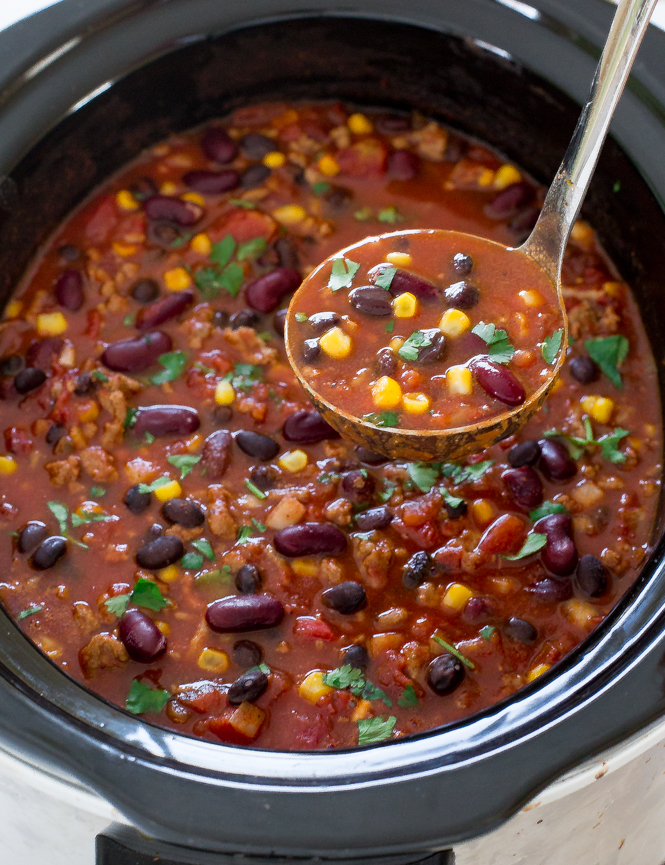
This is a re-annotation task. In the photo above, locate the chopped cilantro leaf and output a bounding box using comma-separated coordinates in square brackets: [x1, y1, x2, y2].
[90, 486, 106, 498]
[406, 461, 440, 493]
[47, 501, 68, 534]
[544, 422, 629, 464]
[137, 476, 172, 494]
[613, 180, 621, 193]
[228, 198, 257, 209]
[432, 635, 475, 669]
[584, 335, 629, 389]
[440, 488, 465, 509]
[312, 181, 331, 195]
[91, 370, 109, 383]
[542, 328, 563, 365]
[245, 479, 267, 500]
[226, 363, 264, 392]
[295, 312, 308, 322]
[354, 207, 372, 221]
[236, 237, 267, 262]
[17, 604, 44, 621]
[530, 501, 567, 522]
[236, 526, 253, 544]
[144, 432, 155, 444]
[471, 321, 515, 364]
[501, 532, 547, 560]
[181, 552, 204, 570]
[130, 578, 169, 611]
[398, 330, 432, 362]
[104, 594, 130, 617]
[167, 454, 201, 479]
[151, 350, 187, 385]
[251, 518, 266, 533]
[598, 427, 630, 464]
[124, 407, 138, 430]
[440, 460, 493, 486]
[379, 483, 396, 503]
[362, 411, 400, 428]
[397, 683, 419, 708]
[191, 538, 215, 561]
[385, 320, 395, 333]
[194, 565, 232, 585]
[217, 262, 244, 298]
[328, 256, 361, 292]
[357, 715, 397, 745]
[194, 267, 225, 299]
[123, 313, 135, 327]
[210, 235, 235, 267]
[318, 472, 340, 484]
[480, 625, 495, 642]
[125, 679, 169, 715]
[377, 206, 403, 224]
[323, 665, 391, 706]
[375, 265, 396, 290]
[71, 509, 114, 527]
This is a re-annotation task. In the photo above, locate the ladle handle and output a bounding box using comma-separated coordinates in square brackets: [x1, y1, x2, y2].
[521, 0, 658, 281]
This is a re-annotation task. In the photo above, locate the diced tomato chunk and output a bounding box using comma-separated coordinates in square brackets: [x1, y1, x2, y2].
[212, 209, 277, 244]
[293, 616, 337, 641]
[336, 139, 388, 177]
[391, 518, 440, 549]
[176, 681, 224, 715]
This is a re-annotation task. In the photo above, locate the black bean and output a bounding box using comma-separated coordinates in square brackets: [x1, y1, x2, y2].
[212, 405, 233, 424]
[538, 439, 577, 480]
[508, 440, 541, 467]
[233, 639, 263, 667]
[227, 669, 269, 705]
[201, 429, 231, 479]
[46, 423, 67, 446]
[402, 551, 435, 589]
[239, 133, 276, 159]
[452, 253, 473, 275]
[444, 497, 467, 519]
[30, 536, 67, 570]
[136, 535, 184, 570]
[245, 268, 301, 313]
[355, 446, 389, 466]
[119, 609, 167, 663]
[484, 181, 534, 220]
[133, 405, 200, 438]
[240, 164, 271, 189]
[182, 169, 239, 194]
[17, 521, 48, 554]
[274, 523, 347, 557]
[349, 285, 393, 316]
[235, 430, 279, 461]
[230, 309, 259, 329]
[343, 644, 369, 669]
[323, 186, 353, 211]
[376, 347, 398, 377]
[131, 278, 160, 304]
[427, 654, 465, 696]
[161, 498, 205, 529]
[387, 149, 419, 180]
[534, 513, 578, 576]
[273, 309, 287, 337]
[250, 464, 279, 492]
[144, 195, 203, 226]
[73, 372, 94, 396]
[576, 554, 609, 598]
[0, 354, 23, 376]
[282, 409, 340, 444]
[235, 564, 263, 594]
[322, 581, 366, 614]
[102, 331, 172, 372]
[414, 330, 446, 364]
[58, 244, 79, 261]
[444, 280, 480, 309]
[212, 310, 229, 329]
[355, 506, 393, 531]
[302, 339, 320, 363]
[201, 127, 237, 163]
[308, 312, 340, 333]
[14, 368, 46, 394]
[136, 291, 194, 331]
[527, 577, 573, 603]
[146, 220, 185, 249]
[206, 594, 284, 632]
[501, 466, 543, 509]
[470, 357, 526, 406]
[54, 270, 84, 311]
[274, 236, 300, 269]
[504, 617, 537, 643]
[462, 596, 496, 624]
[341, 470, 375, 503]
[569, 356, 600, 384]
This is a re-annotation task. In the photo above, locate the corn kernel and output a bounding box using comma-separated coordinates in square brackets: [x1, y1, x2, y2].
[392, 292, 418, 318]
[198, 648, 230, 673]
[493, 164, 522, 190]
[317, 154, 340, 177]
[181, 191, 205, 206]
[386, 252, 412, 267]
[581, 395, 615, 424]
[154, 479, 182, 502]
[319, 326, 352, 359]
[527, 663, 551, 682]
[299, 670, 334, 703]
[518, 289, 544, 307]
[160, 181, 178, 196]
[478, 167, 495, 187]
[446, 364, 473, 395]
[291, 558, 319, 577]
[402, 392, 430, 414]
[215, 379, 235, 406]
[551, 376, 564, 394]
[158, 564, 180, 583]
[389, 336, 405, 351]
[263, 151, 286, 168]
[279, 449, 308, 472]
[273, 204, 307, 225]
[112, 241, 137, 257]
[77, 400, 100, 423]
[155, 620, 171, 637]
[371, 376, 402, 409]
[37, 312, 67, 337]
[442, 582, 474, 612]
[439, 308, 471, 337]
[470, 498, 494, 526]
[348, 112, 373, 135]
[602, 281, 623, 298]
[190, 232, 212, 255]
[0, 455, 17, 475]
[562, 599, 598, 628]
[5, 300, 22, 319]
[115, 189, 139, 211]
[571, 220, 594, 244]
[164, 266, 191, 291]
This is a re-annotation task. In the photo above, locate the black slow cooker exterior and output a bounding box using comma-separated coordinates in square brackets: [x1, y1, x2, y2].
[1, 0, 665, 859]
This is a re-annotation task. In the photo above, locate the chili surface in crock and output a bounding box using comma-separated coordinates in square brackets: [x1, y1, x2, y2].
[0, 101, 660, 749]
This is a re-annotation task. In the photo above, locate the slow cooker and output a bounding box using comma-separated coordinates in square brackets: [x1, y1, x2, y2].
[1, 1, 665, 863]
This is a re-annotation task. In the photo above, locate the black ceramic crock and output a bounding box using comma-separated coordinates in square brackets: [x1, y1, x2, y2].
[1, 1, 665, 862]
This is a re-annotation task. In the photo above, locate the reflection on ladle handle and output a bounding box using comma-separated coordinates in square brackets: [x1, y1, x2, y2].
[521, 0, 658, 283]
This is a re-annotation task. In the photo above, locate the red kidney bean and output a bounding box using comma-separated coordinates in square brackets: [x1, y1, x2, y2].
[245, 267, 301, 313]
[136, 535, 184, 570]
[241, 164, 271, 188]
[414, 330, 446, 364]
[30, 536, 67, 570]
[235, 430, 279, 461]
[133, 405, 200, 438]
[538, 439, 577, 480]
[182, 169, 239, 194]
[14, 367, 46, 394]
[341, 470, 375, 503]
[349, 285, 393, 316]
[452, 253, 473, 275]
[322, 581, 366, 614]
[462, 596, 496, 624]
[131, 278, 159, 304]
[228, 669, 269, 705]
[502, 466, 543, 509]
[233, 639, 263, 667]
[387, 149, 420, 180]
[274, 523, 347, 557]
[17, 521, 48, 554]
[201, 127, 237, 163]
[144, 195, 203, 226]
[240, 133, 276, 158]
[302, 339, 320, 363]
[123, 484, 152, 514]
[249, 464, 280, 492]
[535, 513, 578, 576]
[26, 337, 63, 370]
[54, 270, 84, 310]
[504, 617, 537, 643]
[508, 440, 541, 467]
[484, 181, 534, 219]
[206, 594, 284, 632]
[355, 446, 389, 466]
[119, 609, 167, 663]
[569, 355, 600, 384]
[201, 429, 231, 479]
[427, 654, 465, 696]
[402, 551, 435, 589]
[136, 291, 193, 331]
[282, 409, 340, 444]
[576, 554, 609, 598]
[102, 331, 172, 372]
[527, 577, 573, 603]
[308, 312, 339, 333]
[161, 498, 205, 529]
[343, 644, 369, 669]
[354, 506, 393, 531]
[444, 280, 480, 309]
[235, 564, 263, 595]
[370, 267, 440, 301]
[470, 357, 526, 406]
